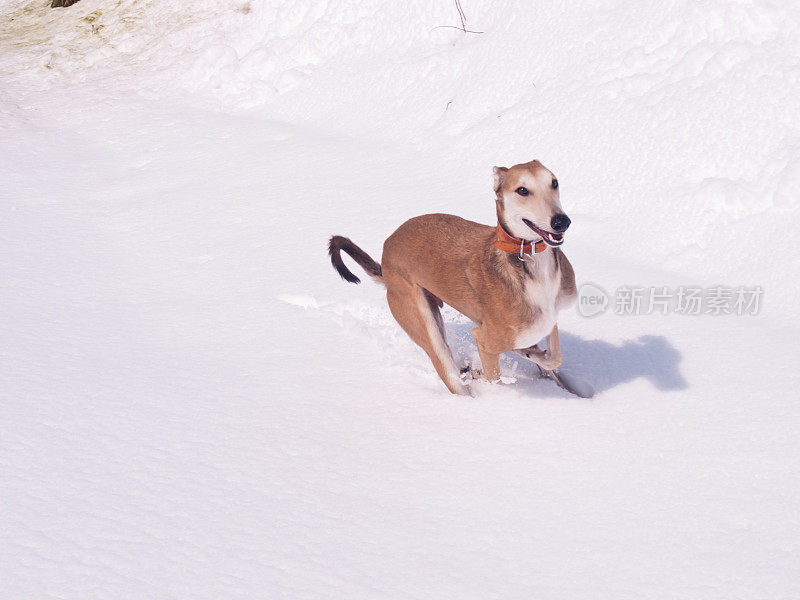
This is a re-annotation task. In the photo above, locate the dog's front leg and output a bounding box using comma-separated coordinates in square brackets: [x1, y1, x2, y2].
[546, 323, 562, 368]
[514, 324, 562, 371]
[472, 326, 501, 382]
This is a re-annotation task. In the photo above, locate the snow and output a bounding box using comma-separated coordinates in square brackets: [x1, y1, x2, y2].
[2, 0, 800, 598]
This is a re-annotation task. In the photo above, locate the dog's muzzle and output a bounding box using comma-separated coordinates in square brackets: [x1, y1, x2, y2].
[523, 218, 565, 247]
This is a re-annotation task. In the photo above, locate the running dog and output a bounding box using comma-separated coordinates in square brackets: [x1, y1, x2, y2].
[329, 160, 577, 395]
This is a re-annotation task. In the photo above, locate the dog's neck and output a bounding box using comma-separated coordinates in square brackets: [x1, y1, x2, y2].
[494, 218, 548, 255]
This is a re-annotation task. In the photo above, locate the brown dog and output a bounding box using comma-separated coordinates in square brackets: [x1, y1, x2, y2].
[329, 160, 577, 395]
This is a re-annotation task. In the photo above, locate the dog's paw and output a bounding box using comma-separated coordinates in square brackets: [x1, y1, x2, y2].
[537, 352, 562, 371]
[459, 364, 483, 380]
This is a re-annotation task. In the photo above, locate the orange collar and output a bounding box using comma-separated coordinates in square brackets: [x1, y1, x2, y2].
[493, 223, 547, 254]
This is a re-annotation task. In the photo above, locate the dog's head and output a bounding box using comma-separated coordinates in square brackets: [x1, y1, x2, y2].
[493, 160, 570, 247]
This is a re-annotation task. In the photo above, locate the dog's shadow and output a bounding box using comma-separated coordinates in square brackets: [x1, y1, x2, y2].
[445, 322, 688, 396]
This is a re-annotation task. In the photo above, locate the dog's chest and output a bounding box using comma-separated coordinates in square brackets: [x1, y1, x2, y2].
[513, 259, 562, 349]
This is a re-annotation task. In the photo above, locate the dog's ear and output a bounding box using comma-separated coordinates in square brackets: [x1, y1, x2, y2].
[492, 166, 508, 193]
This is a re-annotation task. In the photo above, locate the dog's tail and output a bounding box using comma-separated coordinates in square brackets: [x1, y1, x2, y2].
[328, 235, 383, 285]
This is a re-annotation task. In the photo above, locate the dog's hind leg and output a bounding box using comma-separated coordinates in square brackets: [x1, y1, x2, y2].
[385, 276, 469, 396]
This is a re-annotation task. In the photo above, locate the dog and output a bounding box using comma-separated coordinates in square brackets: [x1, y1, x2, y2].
[329, 160, 577, 395]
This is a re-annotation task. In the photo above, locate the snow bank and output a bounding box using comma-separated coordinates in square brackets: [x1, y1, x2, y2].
[4, 0, 798, 311]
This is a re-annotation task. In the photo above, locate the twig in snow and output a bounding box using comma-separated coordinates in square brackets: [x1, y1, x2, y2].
[432, 0, 483, 35]
[432, 25, 484, 34]
[454, 0, 467, 32]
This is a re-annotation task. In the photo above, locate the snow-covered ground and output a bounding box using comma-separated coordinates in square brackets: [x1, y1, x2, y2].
[2, 0, 800, 598]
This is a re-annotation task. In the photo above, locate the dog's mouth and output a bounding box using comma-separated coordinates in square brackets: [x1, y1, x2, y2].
[522, 219, 564, 247]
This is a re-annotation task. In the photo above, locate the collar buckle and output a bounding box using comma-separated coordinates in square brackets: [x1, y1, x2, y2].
[518, 239, 536, 263]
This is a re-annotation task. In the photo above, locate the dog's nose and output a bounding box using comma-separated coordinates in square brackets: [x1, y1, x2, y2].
[551, 213, 571, 233]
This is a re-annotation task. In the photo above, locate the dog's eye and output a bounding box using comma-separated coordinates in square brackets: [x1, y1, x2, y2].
[515, 187, 529, 196]
[552, 179, 558, 189]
